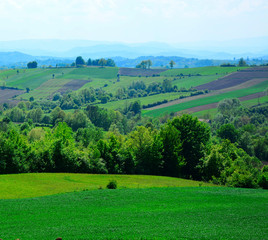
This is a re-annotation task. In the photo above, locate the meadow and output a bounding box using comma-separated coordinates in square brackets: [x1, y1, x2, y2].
[0, 173, 214, 199]
[0, 186, 267, 239]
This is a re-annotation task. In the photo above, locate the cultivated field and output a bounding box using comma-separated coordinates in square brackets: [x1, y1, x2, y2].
[144, 80, 268, 117]
[0, 66, 267, 114]
[0, 88, 25, 103]
[0, 186, 267, 239]
[144, 67, 268, 117]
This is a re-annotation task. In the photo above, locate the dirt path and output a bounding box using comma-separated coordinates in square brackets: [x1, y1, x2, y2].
[179, 92, 267, 113]
[146, 78, 268, 111]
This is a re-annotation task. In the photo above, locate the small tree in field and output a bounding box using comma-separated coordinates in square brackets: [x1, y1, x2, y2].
[169, 60, 175, 69]
[238, 58, 247, 67]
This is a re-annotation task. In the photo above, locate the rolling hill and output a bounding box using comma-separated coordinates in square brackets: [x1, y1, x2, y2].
[0, 65, 267, 116]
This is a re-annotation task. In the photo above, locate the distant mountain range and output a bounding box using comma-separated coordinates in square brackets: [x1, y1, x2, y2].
[1, 52, 267, 69]
[0, 37, 268, 68]
[0, 37, 268, 60]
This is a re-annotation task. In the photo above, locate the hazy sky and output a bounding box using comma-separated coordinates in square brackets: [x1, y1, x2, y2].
[1, 0, 268, 43]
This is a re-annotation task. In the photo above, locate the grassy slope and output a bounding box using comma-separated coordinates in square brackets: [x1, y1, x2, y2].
[144, 80, 268, 117]
[98, 92, 190, 110]
[5, 68, 73, 90]
[161, 66, 249, 76]
[0, 187, 267, 239]
[0, 173, 214, 199]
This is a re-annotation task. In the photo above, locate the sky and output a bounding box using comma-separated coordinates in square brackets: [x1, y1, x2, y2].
[0, 0, 268, 43]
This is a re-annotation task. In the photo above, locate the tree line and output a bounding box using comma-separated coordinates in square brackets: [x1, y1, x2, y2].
[74, 56, 116, 67]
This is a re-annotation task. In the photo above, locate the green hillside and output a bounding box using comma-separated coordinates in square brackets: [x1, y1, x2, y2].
[0, 66, 267, 115]
[0, 173, 213, 199]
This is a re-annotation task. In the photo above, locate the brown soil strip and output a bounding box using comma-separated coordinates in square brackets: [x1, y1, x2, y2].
[146, 78, 268, 111]
[51, 79, 91, 97]
[181, 92, 267, 113]
[0, 89, 25, 103]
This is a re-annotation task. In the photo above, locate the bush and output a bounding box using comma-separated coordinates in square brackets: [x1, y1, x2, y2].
[107, 180, 117, 189]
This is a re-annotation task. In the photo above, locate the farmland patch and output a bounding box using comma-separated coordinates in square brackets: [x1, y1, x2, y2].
[53, 79, 91, 96]
[119, 67, 166, 76]
[0, 88, 24, 103]
[0, 187, 267, 239]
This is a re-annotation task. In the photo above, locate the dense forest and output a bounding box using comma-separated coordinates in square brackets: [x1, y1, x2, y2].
[0, 95, 267, 189]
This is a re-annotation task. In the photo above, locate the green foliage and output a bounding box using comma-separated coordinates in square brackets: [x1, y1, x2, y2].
[202, 140, 262, 188]
[0, 130, 30, 173]
[217, 123, 239, 143]
[136, 59, 152, 69]
[160, 123, 183, 177]
[238, 58, 247, 67]
[106, 179, 117, 189]
[27, 61, 37, 69]
[171, 114, 210, 179]
[75, 56, 85, 66]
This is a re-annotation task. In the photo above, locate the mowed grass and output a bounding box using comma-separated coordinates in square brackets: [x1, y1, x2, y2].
[0, 173, 214, 199]
[144, 80, 268, 117]
[0, 187, 267, 239]
[161, 66, 249, 76]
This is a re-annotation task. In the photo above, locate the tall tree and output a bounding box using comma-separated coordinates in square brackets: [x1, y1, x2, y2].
[98, 58, 107, 67]
[75, 56, 85, 66]
[171, 114, 210, 179]
[169, 60, 175, 69]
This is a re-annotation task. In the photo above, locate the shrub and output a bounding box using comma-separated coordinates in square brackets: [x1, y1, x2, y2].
[107, 180, 117, 189]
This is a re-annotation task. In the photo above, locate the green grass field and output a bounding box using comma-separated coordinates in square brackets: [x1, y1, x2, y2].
[0, 173, 214, 199]
[161, 66, 249, 76]
[58, 67, 119, 80]
[5, 68, 74, 90]
[144, 80, 268, 117]
[0, 187, 267, 239]
[98, 92, 190, 110]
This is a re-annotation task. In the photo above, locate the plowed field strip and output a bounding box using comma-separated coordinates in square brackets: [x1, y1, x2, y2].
[146, 78, 267, 111]
[0, 89, 24, 103]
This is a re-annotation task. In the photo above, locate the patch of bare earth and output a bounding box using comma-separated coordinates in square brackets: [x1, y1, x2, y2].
[0, 88, 24, 104]
[51, 79, 91, 97]
[119, 68, 166, 77]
